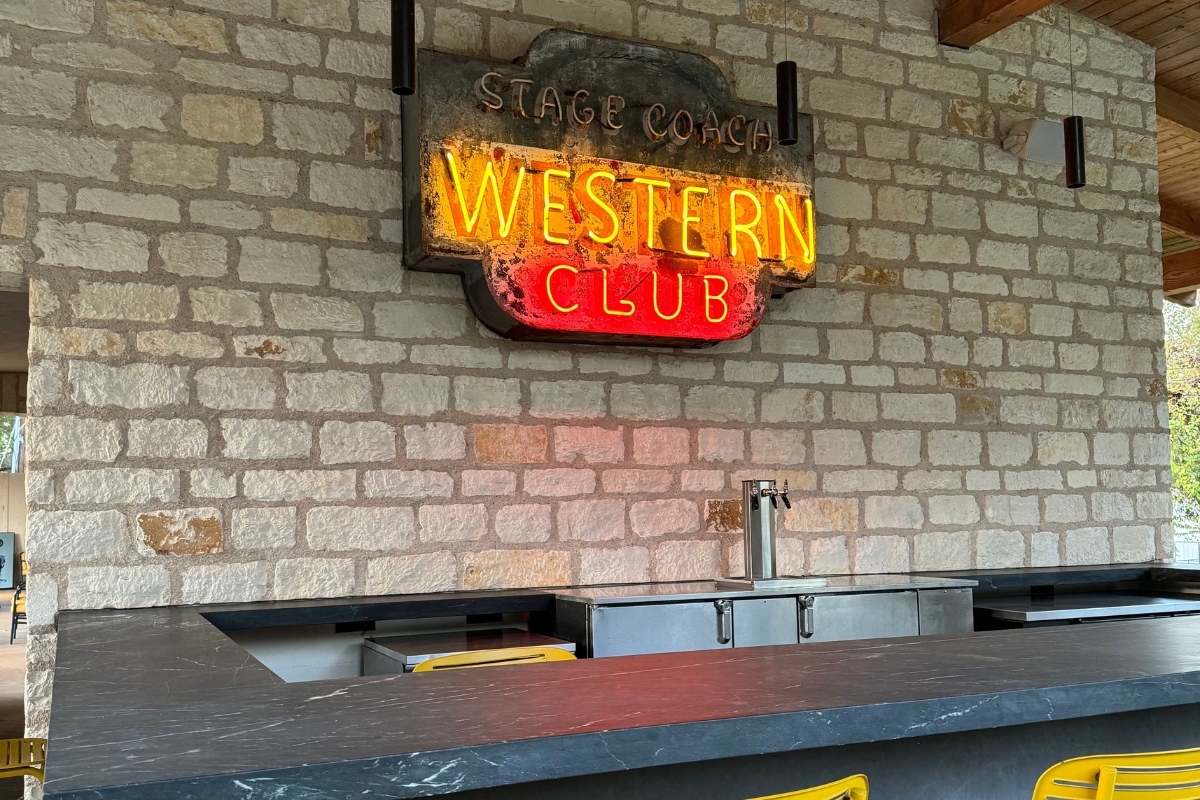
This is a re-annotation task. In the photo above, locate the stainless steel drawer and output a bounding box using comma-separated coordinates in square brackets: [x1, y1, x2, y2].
[918, 588, 974, 635]
[798, 591, 919, 643]
[591, 601, 734, 657]
[732, 597, 799, 648]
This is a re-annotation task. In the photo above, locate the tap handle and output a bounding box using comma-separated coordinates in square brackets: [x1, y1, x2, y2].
[781, 492, 791, 509]
[770, 494, 778, 508]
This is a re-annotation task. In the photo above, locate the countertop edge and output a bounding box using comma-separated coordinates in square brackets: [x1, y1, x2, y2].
[42, 672, 1200, 800]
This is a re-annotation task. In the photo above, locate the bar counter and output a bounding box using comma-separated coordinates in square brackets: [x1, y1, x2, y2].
[42, 572, 1200, 800]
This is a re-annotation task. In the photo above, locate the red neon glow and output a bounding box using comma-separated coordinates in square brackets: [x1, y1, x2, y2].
[428, 140, 815, 343]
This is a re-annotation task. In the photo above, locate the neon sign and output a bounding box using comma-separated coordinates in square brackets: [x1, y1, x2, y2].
[400, 30, 816, 347]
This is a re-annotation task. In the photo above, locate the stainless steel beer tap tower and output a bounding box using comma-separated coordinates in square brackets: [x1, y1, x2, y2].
[717, 478, 827, 590]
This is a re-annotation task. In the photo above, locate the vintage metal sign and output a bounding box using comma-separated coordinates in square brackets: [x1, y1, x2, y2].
[400, 30, 816, 347]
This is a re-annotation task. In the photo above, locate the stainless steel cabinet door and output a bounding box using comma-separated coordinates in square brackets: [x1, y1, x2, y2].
[917, 588, 974, 635]
[799, 591, 919, 643]
[732, 598, 799, 648]
[591, 602, 733, 657]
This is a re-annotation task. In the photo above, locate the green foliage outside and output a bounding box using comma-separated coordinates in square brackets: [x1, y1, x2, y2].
[0, 414, 13, 470]
[1167, 304, 1200, 528]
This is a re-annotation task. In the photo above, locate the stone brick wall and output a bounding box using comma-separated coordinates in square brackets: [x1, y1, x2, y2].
[1, 0, 1167, 761]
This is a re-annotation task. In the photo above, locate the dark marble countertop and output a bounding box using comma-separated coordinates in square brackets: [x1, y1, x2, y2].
[917, 561, 1200, 590]
[43, 589, 1200, 800]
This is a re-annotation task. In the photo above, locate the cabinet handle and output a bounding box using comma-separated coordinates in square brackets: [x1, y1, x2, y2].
[799, 596, 815, 639]
[716, 599, 733, 644]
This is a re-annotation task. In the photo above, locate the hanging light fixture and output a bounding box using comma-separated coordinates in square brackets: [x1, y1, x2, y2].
[391, 0, 416, 96]
[1063, 8, 1085, 188]
[776, 0, 798, 146]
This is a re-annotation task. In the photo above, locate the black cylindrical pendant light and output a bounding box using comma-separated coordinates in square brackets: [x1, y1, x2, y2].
[391, 0, 416, 96]
[1064, 115, 1085, 189]
[776, 60, 798, 147]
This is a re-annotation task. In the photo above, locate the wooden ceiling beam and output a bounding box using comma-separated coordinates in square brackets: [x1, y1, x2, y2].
[1162, 197, 1200, 242]
[938, 0, 1058, 48]
[1157, 85, 1200, 145]
[1165, 249, 1200, 295]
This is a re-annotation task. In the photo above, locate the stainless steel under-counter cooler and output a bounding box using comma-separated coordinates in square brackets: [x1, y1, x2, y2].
[553, 576, 975, 658]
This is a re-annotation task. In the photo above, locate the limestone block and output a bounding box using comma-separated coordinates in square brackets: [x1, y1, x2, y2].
[913, 530, 971, 571]
[655, 539, 720, 581]
[462, 470, 516, 496]
[131, 142, 218, 188]
[191, 287, 264, 327]
[605, 469, 674, 493]
[579, 547, 650, 585]
[272, 294, 363, 331]
[1064, 527, 1109, 565]
[0, 125, 117, 180]
[633, 427, 690, 465]
[228, 157, 300, 198]
[928, 430, 982, 466]
[812, 429, 867, 466]
[182, 94, 264, 144]
[190, 469, 236, 499]
[29, 412, 122, 462]
[66, 565, 170, 609]
[555, 426, 624, 464]
[196, 366, 276, 410]
[274, 557, 355, 600]
[366, 553, 458, 595]
[529, 380, 607, 419]
[783, 498, 857, 532]
[278, 0, 351, 30]
[418, 504, 487, 542]
[494, 504, 552, 543]
[363, 469, 452, 499]
[375, 300, 467, 340]
[320, 421, 395, 464]
[976, 529, 1025, 569]
[236, 24, 321, 65]
[27, 510, 126, 563]
[557, 498, 625, 541]
[271, 104, 353, 154]
[334, 339, 408, 364]
[176, 58, 289, 93]
[160, 232, 228, 277]
[222, 418, 312, 459]
[1, 0, 94, 33]
[809, 536, 850, 574]
[854, 534, 909, 572]
[231, 507, 297, 549]
[1044, 495, 1088, 523]
[65, 468, 179, 504]
[243, 470, 356, 501]
[630, 499, 700, 536]
[462, 549, 572, 590]
[136, 508, 222, 555]
[107, 0, 228, 53]
[37, 219, 149, 273]
[86, 82, 171, 130]
[285, 371, 373, 413]
[309, 506, 416, 549]
[309, 161, 402, 211]
[864, 496, 923, 529]
[181, 562, 269, 604]
[871, 430, 920, 466]
[69, 361, 188, 408]
[454, 376, 520, 417]
[608, 383, 681, 420]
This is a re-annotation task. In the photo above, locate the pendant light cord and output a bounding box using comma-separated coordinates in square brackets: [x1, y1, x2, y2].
[784, 0, 788, 63]
[1067, 8, 1075, 117]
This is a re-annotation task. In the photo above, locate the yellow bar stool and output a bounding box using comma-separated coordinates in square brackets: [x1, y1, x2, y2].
[1033, 746, 1200, 799]
[9, 586, 25, 644]
[749, 775, 869, 800]
[412, 646, 576, 672]
[0, 738, 46, 783]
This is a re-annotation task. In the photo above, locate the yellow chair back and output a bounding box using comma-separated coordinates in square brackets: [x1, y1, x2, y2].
[412, 646, 576, 673]
[0, 738, 46, 782]
[750, 774, 868, 800]
[13, 594, 24, 614]
[1033, 747, 1200, 799]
